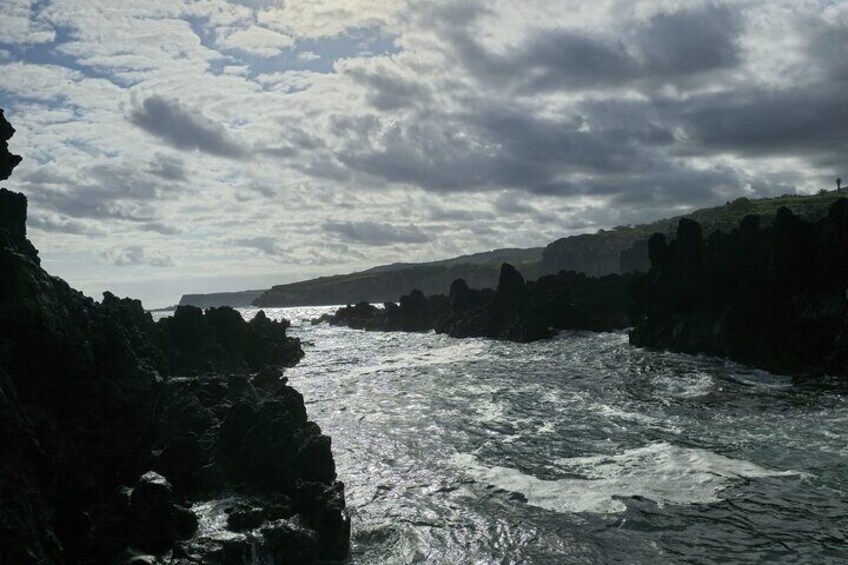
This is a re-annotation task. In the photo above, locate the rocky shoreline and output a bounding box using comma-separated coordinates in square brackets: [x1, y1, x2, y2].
[319, 200, 848, 381]
[317, 264, 635, 343]
[0, 110, 349, 564]
[630, 200, 848, 379]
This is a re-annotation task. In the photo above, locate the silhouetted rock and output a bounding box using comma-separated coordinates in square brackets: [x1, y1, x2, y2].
[261, 518, 319, 564]
[322, 262, 636, 343]
[157, 305, 303, 375]
[130, 472, 196, 553]
[0, 109, 22, 181]
[226, 502, 265, 531]
[173, 536, 251, 564]
[631, 200, 848, 378]
[0, 111, 348, 562]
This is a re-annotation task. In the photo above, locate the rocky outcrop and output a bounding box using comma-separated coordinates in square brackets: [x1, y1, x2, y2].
[0, 110, 348, 564]
[158, 306, 304, 375]
[316, 291, 451, 333]
[319, 263, 636, 343]
[0, 109, 22, 181]
[630, 201, 848, 378]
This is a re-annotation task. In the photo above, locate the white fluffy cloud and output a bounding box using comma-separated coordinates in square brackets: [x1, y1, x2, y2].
[216, 25, 295, 57]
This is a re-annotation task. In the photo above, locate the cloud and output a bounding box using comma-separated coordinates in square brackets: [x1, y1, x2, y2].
[128, 95, 247, 158]
[0, 0, 56, 44]
[298, 50, 321, 62]
[257, 0, 401, 38]
[3, 0, 846, 308]
[147, 153, 188, 181]
[672, 84, 848, 166]
[323, 220, 433, 245]
[101, 245, 173, 267]
[434, 2, 745, 94]
[28, 213, 107, 236]
[216, 25, 295, 57]
[230, 236, 286, 256]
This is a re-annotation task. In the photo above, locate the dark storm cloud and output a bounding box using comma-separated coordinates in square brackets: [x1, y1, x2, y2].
[20, 161, 177, 227]
[346, 65, 433, 110]
[325, 1, 845, 212]
[129, 95, 247, 158]
[333, 99, 683, 196]
[323, 220, 433, 246]
[636, 4, 743, 76]
[433, 2, 744, 93]
[672, 84, 848, 167]
[148, 153, 188, 181]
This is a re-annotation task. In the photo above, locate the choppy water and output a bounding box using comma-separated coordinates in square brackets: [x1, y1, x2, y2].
[215, 307, 848, 563]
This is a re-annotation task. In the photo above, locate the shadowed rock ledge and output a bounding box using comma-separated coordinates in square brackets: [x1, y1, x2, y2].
[0, 110, 349, 564]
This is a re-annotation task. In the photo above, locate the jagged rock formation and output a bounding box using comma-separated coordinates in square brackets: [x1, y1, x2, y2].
[541, 193, 848, 278]
[315, 291, 451, 333]
[630, 201, 848, 378]
[318, 263, 636, 343]
[0, 109, 22, 180]
[0, 110, 348, 564]
[159, 306, 304, 375]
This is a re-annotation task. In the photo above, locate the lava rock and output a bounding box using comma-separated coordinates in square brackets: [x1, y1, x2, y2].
[130, 472, 197, 552]
[260, 518, 319, 565]
[226, 503, 265, 531]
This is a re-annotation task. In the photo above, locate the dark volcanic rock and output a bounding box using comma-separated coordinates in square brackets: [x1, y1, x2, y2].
[226, 502, 265, 531]
[261, 518, 319, 564]
[0, 111, 348, 563]
[323, 262, 635, 343]
[0, 109, 22, 181]
[630, 201, 848, 378]
[130, 472, 197, 553]
[158, 306, 304, 375]
[174, 536, 251, 564]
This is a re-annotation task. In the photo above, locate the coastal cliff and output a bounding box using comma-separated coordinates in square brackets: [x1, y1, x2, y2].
[0, 110, 348, 564]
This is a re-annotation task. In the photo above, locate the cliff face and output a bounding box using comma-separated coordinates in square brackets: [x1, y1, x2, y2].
[630, 201, 848, 378]
[542, 232, 649, 277]
[178, 290, 265, 309]
[0, 110, 348, 564]
[254, 263, 504, 307]
[541, 193, 848, 278]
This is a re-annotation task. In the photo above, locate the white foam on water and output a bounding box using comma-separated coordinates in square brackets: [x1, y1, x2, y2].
[346, 340, 490, 378]
[452, 442, 800, 514]
[654, 371, 716, 399]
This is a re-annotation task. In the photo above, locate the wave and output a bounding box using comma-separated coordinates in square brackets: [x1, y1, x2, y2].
[452, 442, 801, 514]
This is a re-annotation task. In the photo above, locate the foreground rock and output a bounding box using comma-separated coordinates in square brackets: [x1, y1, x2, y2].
[630, 201, 848, 378]
[318, 263, 635, 343]
[0, 110, 348, 563]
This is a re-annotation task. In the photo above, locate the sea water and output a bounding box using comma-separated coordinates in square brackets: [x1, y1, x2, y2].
[195, 306, 848, 564]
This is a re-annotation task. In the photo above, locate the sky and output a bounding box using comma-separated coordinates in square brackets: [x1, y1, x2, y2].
[0, 0, 845, 308]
